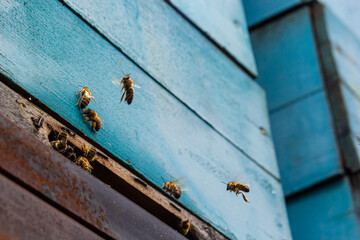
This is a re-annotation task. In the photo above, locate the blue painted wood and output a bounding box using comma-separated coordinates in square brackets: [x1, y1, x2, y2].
[313, 4, 360, 171]
[270, 90, 341, 195]
[287, 178, 360, 240]
[250, 8, 323, 111]
[168, 0, 257, 76]
[61, 0, 280, 178]
[243, 0, 301, 26]
[0, 0, 291, 239]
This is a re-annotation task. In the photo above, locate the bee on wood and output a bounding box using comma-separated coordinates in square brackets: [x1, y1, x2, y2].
[51, 130, 76, 160]
[162, 180, 182, 199]
[82, 145, 97, 162]
[222, 181, 250, 203]
[82, 109, 103, 131]
[75, 156, 93, 173]
[179, 218, 191, 236]
[120, 74, 134, 105]
[76, 87, 96, 109]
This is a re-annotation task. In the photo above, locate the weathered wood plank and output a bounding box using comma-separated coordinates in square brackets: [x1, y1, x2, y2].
[167, 0, 257, 76]
[0, 78, 227, 240]
[61, 0, 278, 176]
[270, 90, 341, 195]
[0, 1, 290, 239]
[312, 3, 360, 171]
[244, 0, 301, 26]
[0, 174, 103, 240]
[0, 111, 187, 240]
[287, 177, 360, 240]
[250, 7, 323, 111]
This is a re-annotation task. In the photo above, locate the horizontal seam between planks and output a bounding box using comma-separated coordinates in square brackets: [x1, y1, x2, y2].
[269, 87, 323, 114]
[249, 1, 315, 31]
[57, 0, 281, 181]
[163, 0, 257, 79]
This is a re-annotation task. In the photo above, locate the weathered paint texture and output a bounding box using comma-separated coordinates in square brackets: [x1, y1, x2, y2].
[287, 178, 360, 240]
[250, 7, 341, 195]
[0, 0, 290, 239]
[168, 0, 257, 76]
[62, 0, 279, 177]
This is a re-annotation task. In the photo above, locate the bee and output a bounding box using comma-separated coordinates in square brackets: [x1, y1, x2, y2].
[120, 74, 134, 105]
[76, 87, 96, 109]
[82, 109, 103, 131]
[179, 218, 191, 236]
[82, 145, 97, 162]
[222, 181, 250, 203]
[51, 130, 76, 160]
[75, 156, 93, 173]
[162, 181, 182, 199]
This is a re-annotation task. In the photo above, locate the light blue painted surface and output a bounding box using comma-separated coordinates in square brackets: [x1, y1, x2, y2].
[270, 90, 341, 195]
[250, 8, 323, 112]
[61, 0, 280, 178]
[0, 0, 291, 239]
[287, 178, 360, 240]
[243, 0, 300, 26]
[168, 0, 257, 76]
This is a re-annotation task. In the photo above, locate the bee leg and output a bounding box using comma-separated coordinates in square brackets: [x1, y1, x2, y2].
[83, 117, 90, 123]
[76, 96, 82, 107]
[120, 91, 125, 103]
[240, 192, 249, 203]
[91, 96, 96, 103]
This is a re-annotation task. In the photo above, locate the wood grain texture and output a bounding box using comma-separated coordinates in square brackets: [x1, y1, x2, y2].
[61, 0, 279, 177]
[287, 177, 360, 240]
[270, 90, 341, 195]
[243, 0, 301, 26]
[167, 0, 257, 76]
[0, 1, 290, 239]
[313, 4, 360, 171]
[250, 7, 323, 111]
[0, 174, 102, 240]
[0, 79, 227, 240]
[0, 111, 186, 240]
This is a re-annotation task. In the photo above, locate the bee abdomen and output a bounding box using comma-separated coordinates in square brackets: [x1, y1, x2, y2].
[125, 87, 134, 105]
[80, 97, 90, 109]
[87, 147, 96, 161]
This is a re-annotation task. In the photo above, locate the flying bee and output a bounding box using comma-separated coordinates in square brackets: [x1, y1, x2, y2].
[82, 145, 97, 162]
[82, 109, 103, 131]
[222, 181, 250, 203]
[75, 156, 93, 173]
[179, 218, 191, 236]
[119, 74, 134, 105]
[76, 87, 96, 109]
[162, 180, 182, 199]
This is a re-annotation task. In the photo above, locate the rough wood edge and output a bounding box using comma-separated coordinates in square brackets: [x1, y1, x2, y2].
[0, 76, 228, 240]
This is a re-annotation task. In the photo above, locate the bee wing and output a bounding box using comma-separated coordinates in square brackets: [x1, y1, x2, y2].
[112, 78, 122, 86]
[133, 83, 141, 89]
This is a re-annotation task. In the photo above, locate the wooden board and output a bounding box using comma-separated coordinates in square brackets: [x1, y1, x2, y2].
[0, 78, 225, 240]
[287, 177, 360, 240]
[250, 7, 324, 112]
[312, 4, 360, 171]
[167, 0, 257, 76]
[0, 110, 188, 240]
[0, 1, 290, 239]
[270, 90, 341, 195]
[0, 174, 102, 240]
[243, 0, 301, 26]
[60, 0, 279, 176]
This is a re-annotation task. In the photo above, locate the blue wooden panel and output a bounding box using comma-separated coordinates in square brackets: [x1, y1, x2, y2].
[322, 6, 360, 101]
[243, 0, 300, 26]
[250, 8, 323, 111]
[270, 91, 341, 195]
[0, 0, 291, 239]
[339, 84, 360, 170]
[168, 0, 257, 76]
[61, 0, 280, 178]
[287, 178, 360, 240]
